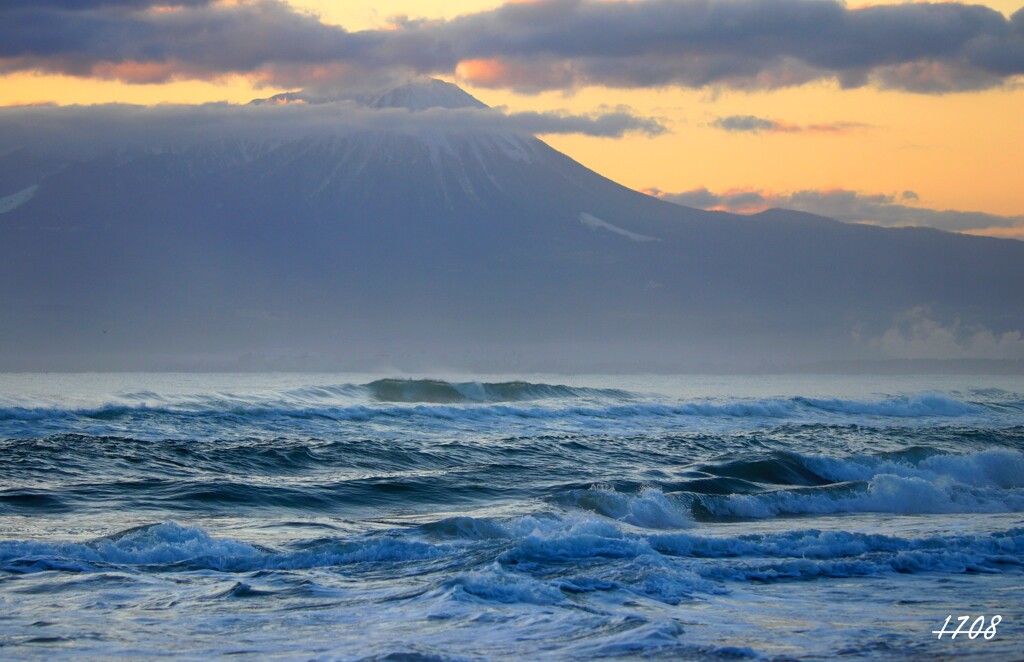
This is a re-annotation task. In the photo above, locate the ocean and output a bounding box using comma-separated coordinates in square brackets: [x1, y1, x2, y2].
[0, 373, 1022, 660]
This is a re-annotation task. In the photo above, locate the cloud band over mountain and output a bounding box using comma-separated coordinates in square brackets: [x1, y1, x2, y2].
[0, 101, 664, 157]
[2, 0, 1023, 93]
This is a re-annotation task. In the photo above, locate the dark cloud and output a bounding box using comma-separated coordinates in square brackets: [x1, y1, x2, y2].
[711, 114, 871, 134]
[438, 0, 1024, 93]
[713, 116, 781, 133]
[0, 100, 665, 156]
[492, 108, 665, 137]
[653, 187, 767, 212]
[655, 187, 1024, 236]
[0, 1, 213, 8]
[0, 1, 380, 85]
[0, 0, 1022, 93]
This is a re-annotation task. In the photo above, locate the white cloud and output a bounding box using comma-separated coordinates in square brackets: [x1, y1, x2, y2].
[871, 307, 1024, 360]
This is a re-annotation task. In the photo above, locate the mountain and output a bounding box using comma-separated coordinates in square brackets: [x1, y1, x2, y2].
[1, 80, 1022, 371]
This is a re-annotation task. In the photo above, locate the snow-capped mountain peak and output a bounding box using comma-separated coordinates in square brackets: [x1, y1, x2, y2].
[250, 78, 487, 112]
[367, 78, 487, 111]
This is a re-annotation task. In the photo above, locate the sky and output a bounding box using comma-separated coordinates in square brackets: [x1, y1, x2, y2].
[2, 0, 1023, 237]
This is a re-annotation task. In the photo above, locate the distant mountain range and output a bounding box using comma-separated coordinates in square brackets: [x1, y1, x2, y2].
[1, 79, 1022, 372]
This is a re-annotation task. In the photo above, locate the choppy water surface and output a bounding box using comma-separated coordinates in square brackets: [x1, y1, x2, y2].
[1, 373, 1022, 660]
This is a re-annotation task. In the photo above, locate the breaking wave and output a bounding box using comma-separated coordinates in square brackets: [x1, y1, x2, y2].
[0, 523, 447, 574]
[3, 518, 1021, 595]
[692, 448, 1024, 517]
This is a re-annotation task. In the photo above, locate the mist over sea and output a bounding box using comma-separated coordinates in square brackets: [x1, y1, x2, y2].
[1, 372, 1022, 659]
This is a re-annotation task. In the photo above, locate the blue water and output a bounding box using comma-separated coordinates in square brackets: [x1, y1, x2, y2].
[1, 373, 1022, 659]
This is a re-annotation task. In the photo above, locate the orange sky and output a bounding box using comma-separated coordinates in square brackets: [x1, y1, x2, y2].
[2, 0, 1022, 220]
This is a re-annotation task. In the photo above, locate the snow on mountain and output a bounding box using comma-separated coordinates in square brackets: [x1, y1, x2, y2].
[580, 212, 660, 242]
[0, 184, 37, 214]
[367, 78, 487, 111]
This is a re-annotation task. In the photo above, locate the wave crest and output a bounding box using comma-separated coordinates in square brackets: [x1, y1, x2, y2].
[364, 378, 632, 403]
[697, 448, 1024, 518]
[0, 392, 1004, 429]
[3, 518, 1022, 611]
